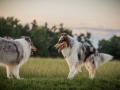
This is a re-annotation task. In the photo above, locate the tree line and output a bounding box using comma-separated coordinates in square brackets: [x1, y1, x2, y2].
[0, 17, 120, 59]
[98, 35, 120, 59]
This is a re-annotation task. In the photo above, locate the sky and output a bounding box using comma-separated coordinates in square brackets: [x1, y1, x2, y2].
[0, 0, 120, 48]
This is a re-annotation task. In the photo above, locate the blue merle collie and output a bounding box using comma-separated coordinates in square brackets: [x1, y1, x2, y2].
[54, 33, 113, 79]
[0, 36, 36, 79]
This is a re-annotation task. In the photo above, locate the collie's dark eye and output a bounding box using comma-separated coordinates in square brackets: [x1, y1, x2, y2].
[59, 40, 62, 43]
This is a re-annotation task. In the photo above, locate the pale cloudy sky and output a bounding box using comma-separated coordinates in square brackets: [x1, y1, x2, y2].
[0, 0, 120, 48]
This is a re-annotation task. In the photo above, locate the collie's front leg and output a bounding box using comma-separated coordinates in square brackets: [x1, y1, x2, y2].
[67, 65, 77, 79]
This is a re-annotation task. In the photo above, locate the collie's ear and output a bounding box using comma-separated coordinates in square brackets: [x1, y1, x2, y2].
[21, 36, 31, 42]
[60, 33, 67, 36]
[25, 36, 31, 42]
[60, 33, 67, 39]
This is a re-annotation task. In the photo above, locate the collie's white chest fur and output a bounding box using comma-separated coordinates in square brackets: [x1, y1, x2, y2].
[61, 40, 80, 67]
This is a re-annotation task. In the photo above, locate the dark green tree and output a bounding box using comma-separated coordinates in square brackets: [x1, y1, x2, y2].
[98, 35, 120, 59]
[0, 17, 21, 37]
[0, 16, 30, 38]
[29, 21, 50, 57]
[59, 23, 72, 36]
[77, 32, 92, 45]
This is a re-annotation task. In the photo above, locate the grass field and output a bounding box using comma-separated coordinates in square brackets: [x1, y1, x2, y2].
[0, 58, 120, 90]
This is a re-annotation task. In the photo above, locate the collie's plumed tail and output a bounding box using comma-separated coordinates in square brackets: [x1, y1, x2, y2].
[99, 53, 113, 65]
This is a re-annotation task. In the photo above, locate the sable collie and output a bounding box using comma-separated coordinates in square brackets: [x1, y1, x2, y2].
[54, 33, 113, 79]
[0, 36, 37, 79]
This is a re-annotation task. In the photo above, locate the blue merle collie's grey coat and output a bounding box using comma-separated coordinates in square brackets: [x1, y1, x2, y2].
[54, 33, 113, 79]
[0, 37, 23, 65]
[0, 36, 36, 79]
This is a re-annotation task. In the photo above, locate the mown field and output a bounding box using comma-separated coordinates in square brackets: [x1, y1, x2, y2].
[0, 58, 120, 90]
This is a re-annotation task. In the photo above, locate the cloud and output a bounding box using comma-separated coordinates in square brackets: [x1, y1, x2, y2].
[70, 26, 120, 32]
[69, 26, 120, 48]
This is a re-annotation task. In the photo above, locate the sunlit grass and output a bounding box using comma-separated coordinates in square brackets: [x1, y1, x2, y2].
[20, 58, 69, 79]
[0, 58, 120, 90]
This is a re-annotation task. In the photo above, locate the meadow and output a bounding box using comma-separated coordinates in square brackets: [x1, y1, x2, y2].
[0, 58, 120, 90]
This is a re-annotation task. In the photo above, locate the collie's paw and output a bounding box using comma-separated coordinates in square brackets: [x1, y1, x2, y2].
[7, 77, 13, 79]
[67, 75, 73, 80]
[90, 75, 94, 79]
[67, 77, 73, 80]
[16, 77, 24, 80]
[7, 75, 13, 79]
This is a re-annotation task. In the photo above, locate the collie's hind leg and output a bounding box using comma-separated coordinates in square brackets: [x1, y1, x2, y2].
[11, 65, 21, 79]
[6, 65, 13, 79]
[76, 63, 83, 72]
[85, 59, 96, 79]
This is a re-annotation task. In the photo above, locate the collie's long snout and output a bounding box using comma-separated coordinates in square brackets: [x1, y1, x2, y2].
[54, 43, 58, 49]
